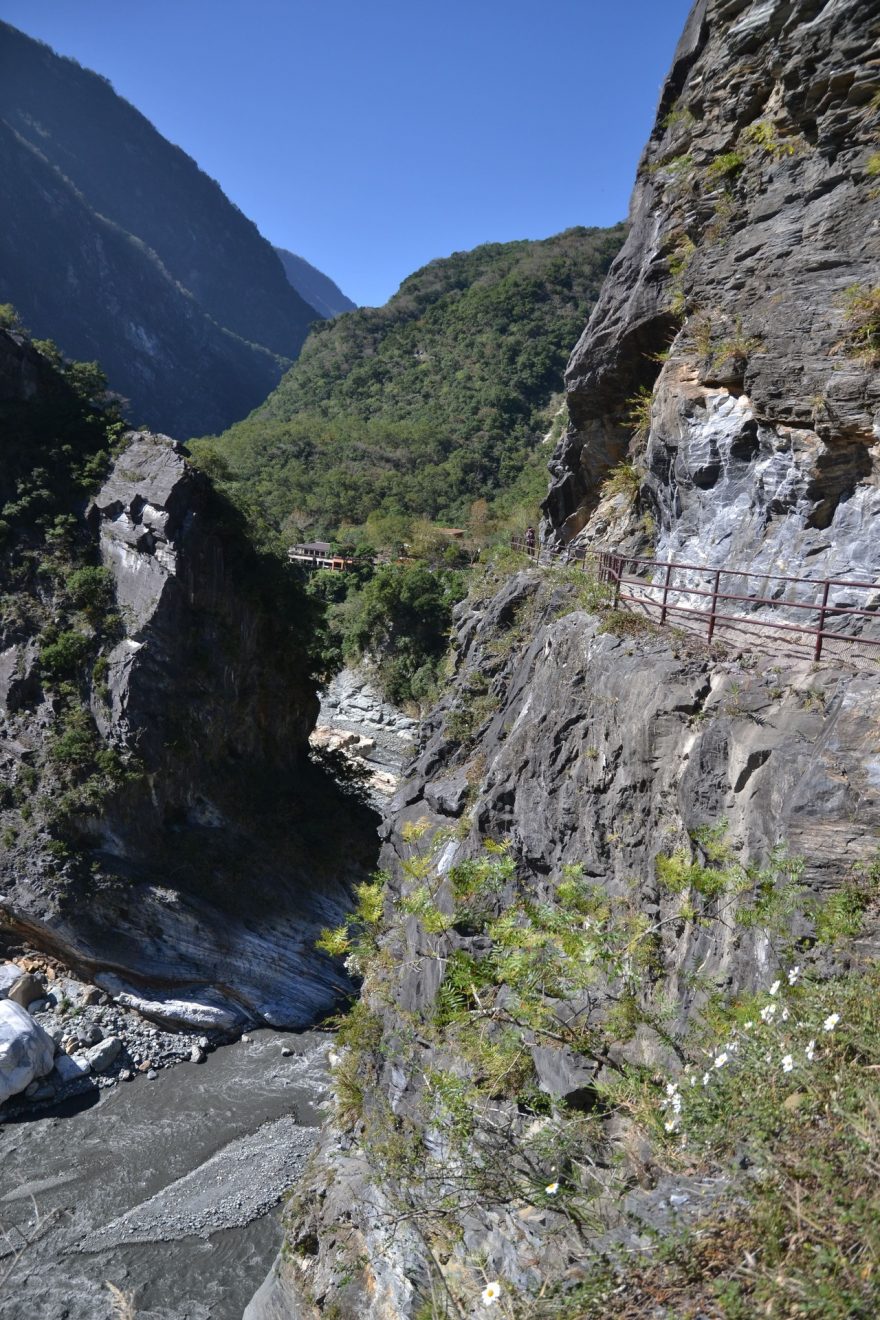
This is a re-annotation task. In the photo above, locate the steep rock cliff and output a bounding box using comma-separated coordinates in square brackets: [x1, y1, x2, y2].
[0, 331, 377, 1028]
[545, 0, 880, 587]
[253, 564, 880, 1318]
[252, 3, 880, 1316]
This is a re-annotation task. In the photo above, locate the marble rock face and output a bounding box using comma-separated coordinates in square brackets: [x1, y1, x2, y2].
[544, 0, 880, 598]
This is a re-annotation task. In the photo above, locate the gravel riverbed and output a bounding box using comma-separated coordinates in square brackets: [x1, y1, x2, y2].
[0, 1026, 331, 1319]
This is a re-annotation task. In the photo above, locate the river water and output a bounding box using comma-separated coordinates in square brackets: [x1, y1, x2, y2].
[0, 1029, 330, 1320]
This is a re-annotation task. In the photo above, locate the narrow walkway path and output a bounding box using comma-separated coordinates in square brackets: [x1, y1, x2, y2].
[511, 538, 880, 670]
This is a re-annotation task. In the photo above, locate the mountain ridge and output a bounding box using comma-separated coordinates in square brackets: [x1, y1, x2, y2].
[0, 21, 348, 437]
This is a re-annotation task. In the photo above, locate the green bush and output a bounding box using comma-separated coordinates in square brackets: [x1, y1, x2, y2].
[840, 283, 880, 363]
[39, 630, 91, 679]
[65, 565, 114, 621]
[706, 151, 745, 185]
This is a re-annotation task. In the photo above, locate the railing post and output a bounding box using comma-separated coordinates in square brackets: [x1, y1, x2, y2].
[613, 556, 622, 607]
[707, 568, 721, 643]
[659, 561, 674, 624]
[814, 579, 830, 661]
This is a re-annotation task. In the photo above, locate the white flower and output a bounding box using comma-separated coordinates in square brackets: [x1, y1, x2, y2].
[690, 1075, 697, 1087]
[545, 1181, 559, 1195]
[805, 1039, 816, 1062]
[664, 1119, 678, 1132]
[781, 1007, 790, 1022]
[666, 1082, 677, 1097]
[823, 1012, 840, 1032]
[788, 966, 800, 985]
[760, 1004, 776, 1023]
[482, 1282, 502, 1306]
[769, 980, 781, 996]
[714, 1052, 729, 1069]
[781, 1054, 794, 1072]
[744, 1021, 754, 1031]
[671, 1093, 682, 1113]
[702, 1072, 710, 1086]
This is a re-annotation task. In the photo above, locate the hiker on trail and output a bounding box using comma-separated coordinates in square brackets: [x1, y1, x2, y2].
[525, 526, 536, 556]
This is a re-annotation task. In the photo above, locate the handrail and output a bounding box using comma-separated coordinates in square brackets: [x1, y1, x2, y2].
[508, 536, 880, 663]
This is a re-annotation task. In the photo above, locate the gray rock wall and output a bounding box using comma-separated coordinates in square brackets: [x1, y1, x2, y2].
[545, 0, 880, 596]
[0, 431, 379, 1029]
[259, 565, 880, 1317]
[257, 3, 880, 1314]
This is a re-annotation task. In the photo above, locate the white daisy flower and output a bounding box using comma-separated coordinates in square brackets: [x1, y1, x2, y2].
[760, 1004, 776, 1023]
[702, 1072, 710, 1086]
[823, 1012, 840, 1032]
[805, 1039, 816, 1062]
[788, 966, 800, 985]
[714, 1051, 729, 1069]
[482, 1281, 502, 1305]
[545, 1181, 559, 1195]
[769, 980, 781, 996]
[781, 1054, 794, 1072]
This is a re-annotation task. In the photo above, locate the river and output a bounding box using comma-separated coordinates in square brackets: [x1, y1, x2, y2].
[0, 1029, 330, 1320]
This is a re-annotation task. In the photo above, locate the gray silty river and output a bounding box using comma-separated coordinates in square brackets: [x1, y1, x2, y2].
[0, 1029, 331, 1319]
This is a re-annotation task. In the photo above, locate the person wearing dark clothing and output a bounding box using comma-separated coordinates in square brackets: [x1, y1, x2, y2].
[525, 526, 536, 556]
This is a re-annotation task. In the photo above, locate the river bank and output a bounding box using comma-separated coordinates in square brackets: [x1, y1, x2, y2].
[0, 1028, 331, 1319]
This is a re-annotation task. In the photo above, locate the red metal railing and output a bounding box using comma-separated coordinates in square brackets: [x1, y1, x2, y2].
[509, 537, 880, 663]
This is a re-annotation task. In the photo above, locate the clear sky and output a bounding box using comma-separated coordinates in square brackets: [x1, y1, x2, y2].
[0, 0, 693, 307]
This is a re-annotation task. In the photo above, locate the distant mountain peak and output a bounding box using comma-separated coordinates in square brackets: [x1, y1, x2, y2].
[274, 248, 356, 319]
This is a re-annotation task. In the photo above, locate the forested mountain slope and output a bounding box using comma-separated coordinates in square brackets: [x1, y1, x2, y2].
[0, 22, 325, 437]
[203, 225, 626, 538]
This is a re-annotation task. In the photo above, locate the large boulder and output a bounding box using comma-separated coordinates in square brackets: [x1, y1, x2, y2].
[0, 1000, 55, 1104]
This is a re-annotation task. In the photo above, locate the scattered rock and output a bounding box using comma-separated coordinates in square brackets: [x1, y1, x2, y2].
[281, 1046, 293, 1057]
[189, 1045, 206, 1064]
[84, 1036, 122, 1073]
[53, 1053, 92, 1083]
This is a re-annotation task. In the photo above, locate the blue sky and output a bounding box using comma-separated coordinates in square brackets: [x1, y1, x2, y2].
[0, 0, 693, 307]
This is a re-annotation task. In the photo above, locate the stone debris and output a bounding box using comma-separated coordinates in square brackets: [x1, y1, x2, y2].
[0, 955, 229, 1119]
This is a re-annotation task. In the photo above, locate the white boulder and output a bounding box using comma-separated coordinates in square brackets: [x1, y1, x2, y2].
[0, 1000, 56, 1103]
